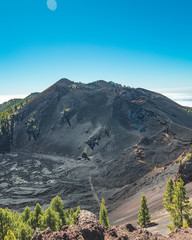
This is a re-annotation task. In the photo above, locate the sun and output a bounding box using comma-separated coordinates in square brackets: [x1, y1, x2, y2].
[47, 0, 57, 11]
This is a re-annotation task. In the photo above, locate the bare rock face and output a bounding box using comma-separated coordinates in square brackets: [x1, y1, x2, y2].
[0, 134, 10, 153]
[77, 210, 104, 240]
[174, 154, 192, 184]
[105, 225, 167, 240]
[31, 210, 168, 240]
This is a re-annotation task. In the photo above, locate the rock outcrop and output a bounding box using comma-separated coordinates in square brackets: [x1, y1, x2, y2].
[168, 227, 192, 239]
[31, 210, 167, 240]
[174, 153, 192, 184]
[31, 211, 192, 239]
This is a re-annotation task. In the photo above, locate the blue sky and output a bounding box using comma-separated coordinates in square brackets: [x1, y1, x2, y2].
[0, 0, 192, 105]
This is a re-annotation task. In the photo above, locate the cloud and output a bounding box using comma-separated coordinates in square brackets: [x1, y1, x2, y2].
[176, 101, 192, 107]
[151, 87, 192, 93]
[47, 0, 57, 11]
[0, 95, 28, 104]
[162, 92, 192, 102]
[163, 92, 192, 107]
[157, 90, 192, 107]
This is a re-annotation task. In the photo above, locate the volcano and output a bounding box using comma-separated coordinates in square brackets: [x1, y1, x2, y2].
[1, 79, 192, 221]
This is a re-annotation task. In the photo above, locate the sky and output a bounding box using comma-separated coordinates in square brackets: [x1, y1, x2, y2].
[0, 0, 192, 106]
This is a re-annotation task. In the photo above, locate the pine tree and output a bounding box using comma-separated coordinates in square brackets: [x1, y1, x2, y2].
[76, 206, 81, 215]
[99, 197, 110, 227]
[73, 206, 81, 224]
[17, 223, 33, 240]
[29, 203, 44, 229]
[69, 206, 81, 225]
[21, 206, 31, 223]
[50, 196, 66, 226]
[0, 208, 14, 239]
[40, 207, 61, 231]
[34, 203, 43, 221]
[137, 193, 151, 227]
[167, 178, 192, 231]
[84, 147, 87, 155]
[163, 178, 174, 212]
[64, 209, 70, 225]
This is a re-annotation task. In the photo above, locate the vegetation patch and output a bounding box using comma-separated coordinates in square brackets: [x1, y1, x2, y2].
[0, 196, 81, 240]
[184, 107, 192, 115]
[185, 153, 192, 161]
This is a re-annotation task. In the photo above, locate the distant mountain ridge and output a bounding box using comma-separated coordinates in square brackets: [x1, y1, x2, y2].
[0, 98, 23, 113]
[0, 92, 39, 113]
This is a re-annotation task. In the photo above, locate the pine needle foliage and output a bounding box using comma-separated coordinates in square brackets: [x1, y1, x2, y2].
[99, 197, 110, 227]
[163, 178, 174, 212]
[40, 207, 61, 231]
[50, 196, 66, 226]
[137, 193, 151, 227]
[4, 230, 16, 240]
[167, 178, 192, 231]
[0, 196, 81, 240]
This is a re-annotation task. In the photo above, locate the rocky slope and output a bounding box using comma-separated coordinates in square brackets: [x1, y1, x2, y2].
[31, 210, 192, 240]
[31, 210, 167, 240]
[1, 78, 192, 216]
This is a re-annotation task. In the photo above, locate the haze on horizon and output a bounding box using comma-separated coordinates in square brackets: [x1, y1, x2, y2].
[0, 0, 192, 106]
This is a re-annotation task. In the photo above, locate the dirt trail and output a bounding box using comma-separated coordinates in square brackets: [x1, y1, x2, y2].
[89, 174, 100, 206]
[88, 163, 101, 206]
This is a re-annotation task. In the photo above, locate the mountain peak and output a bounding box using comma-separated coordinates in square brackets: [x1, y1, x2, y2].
[54, 78, 74, 87]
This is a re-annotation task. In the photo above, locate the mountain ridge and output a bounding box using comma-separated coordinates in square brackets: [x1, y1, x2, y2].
[0, 79, 192, 226]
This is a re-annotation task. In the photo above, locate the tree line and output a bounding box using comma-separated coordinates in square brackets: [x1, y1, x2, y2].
[0, 196, 81, 240]
[0, 195, 111, 240]
[0, 95, 36, 137]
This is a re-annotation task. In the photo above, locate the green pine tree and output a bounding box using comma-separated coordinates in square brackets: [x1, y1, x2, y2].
[167, 178, 192, 231]
[21, 206, 31, 223]
[0, 208, 14, 239]
[28, 203, 44, 229]
[99, 197, 110, 227]
[84, 147, 87, 154]
[50, 196, 66, 226]
[64, 209, 70, 225]
[17, 223, 33, 240]
[137, 193, 151, 227]
[163, 178, 175, 212]
[71, 206, 81, 225]
[34, 203, 43, 223]
[40, 207, 61, 231]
